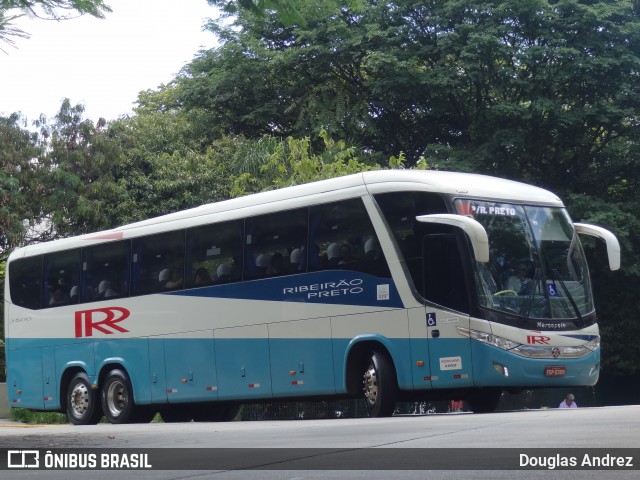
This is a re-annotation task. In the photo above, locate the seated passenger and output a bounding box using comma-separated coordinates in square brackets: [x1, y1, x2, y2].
[268, 252, 284, 275]
[49, 281, 69, 305]
[97, 280, 118, 299]
[290, 248, 304, 271]
[193, 267, 212, 286]
[159, 269, 183, 290]
[338, 244, 354, 266]
[255, 254, 271, 277]
[70, 286, 79, 303]
[327, 243, 341, 267]
[365, 238, 381, 261]
[216, 263, 233, 283]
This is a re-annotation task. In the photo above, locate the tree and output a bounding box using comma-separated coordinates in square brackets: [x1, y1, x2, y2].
[183, 1, 640, 176]
[0, 0, 111, 49]
[38, 99, 127, 237]
[0, 113, 45, 260]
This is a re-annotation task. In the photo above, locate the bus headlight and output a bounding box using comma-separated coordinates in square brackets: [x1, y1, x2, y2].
[458, 328, 600, 359]
[457, 327, 520, 351]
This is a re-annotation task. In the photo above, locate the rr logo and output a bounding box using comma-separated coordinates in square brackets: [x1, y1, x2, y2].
[527, 335, 551, 345]
[75, 307, 130, 338]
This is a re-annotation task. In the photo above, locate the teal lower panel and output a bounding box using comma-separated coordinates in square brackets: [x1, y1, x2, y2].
[269, 339, 335, 397]
[215, 338, 272, 400]
[471, 341, 600, 387]
[6, 348, 44, 410]
[8, 336, 600, 411]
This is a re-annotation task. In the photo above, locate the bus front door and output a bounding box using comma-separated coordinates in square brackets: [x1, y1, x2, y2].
[422, 233, 473, 389]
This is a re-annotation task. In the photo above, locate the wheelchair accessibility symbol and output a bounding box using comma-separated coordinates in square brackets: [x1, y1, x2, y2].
[547, 284, 559, 297]
[427, 312, 437, 327]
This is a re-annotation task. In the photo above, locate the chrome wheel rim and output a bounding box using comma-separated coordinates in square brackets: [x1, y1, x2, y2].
[363, 364, 378, 406]
[106, 380, 126, 417]
[70, 383, 90, 417]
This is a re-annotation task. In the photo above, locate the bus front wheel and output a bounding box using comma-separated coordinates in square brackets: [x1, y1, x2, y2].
[362, 350, 397, 417]
[66, 372, 102, 425]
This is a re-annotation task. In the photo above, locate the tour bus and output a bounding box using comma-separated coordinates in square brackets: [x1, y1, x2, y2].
[4, 170, 620, 424]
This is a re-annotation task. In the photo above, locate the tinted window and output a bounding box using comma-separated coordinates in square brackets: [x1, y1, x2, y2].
[9, 256, 42, 310]
[43, 249, 81, 308]
[375, 191, 448, 293]
[186, 220, 243, 287]
[131, 231, 185, 295]
[309, 198, 390, 277]
[245, 209, 308, 279]
[81, 241, 130, 302]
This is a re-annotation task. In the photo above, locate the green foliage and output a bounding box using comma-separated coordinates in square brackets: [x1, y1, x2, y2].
[0, 114, 45, 260]
[229, 130, 379, 196]
[38, 99, 128, 237]
[0, 0, 111, 19]
[0, 1, 111, 48]
[9, 408, 69, 424]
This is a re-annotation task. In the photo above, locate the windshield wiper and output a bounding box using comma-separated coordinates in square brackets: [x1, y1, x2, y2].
[519, 267, 543, 320]
[545, 261, 584, 328]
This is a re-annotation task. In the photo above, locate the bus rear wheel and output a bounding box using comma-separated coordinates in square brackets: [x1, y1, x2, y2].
[101, 369, 151, 424]
[66, 372, 102, 425]
[362, 349, 397, 417]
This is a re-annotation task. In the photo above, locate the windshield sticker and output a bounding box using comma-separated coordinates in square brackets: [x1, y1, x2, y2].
[547, 283, 560, 297]
[456, 201, 517, 217]
[472, 205, 517, 216]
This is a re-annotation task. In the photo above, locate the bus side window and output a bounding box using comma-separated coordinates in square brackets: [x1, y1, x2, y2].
[131, 231, 186, 296]
[309, 198, 390, 278]
[42, 249, 81, 308]
[374, 191, 448, 294]
[244, 208, 308, 280]
[81, 240, 131, 302]
[186, 220, 243, 287]
[8, 255, 43, 310]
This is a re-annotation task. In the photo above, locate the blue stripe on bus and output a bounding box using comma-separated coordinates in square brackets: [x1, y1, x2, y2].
[167, 270, 404, 309]
[557, 334, 599, 342]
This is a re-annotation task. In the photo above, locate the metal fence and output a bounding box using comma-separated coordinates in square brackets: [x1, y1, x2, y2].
[237, 400, 454, 421]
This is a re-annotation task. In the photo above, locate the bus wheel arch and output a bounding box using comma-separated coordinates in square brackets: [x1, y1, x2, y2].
[64, 369, 102, 425]
[345, 340, 398, 417]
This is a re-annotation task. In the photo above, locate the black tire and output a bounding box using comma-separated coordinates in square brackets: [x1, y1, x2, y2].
[192, 403, 239, 422]
[66, 372, 103, 425]
[101, 369, 145, 424]
[362, 349, 397, 417]
[467, 388, 503, 413]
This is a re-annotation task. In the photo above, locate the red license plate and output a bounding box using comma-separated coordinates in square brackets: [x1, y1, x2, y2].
[545, 366, 566, 377]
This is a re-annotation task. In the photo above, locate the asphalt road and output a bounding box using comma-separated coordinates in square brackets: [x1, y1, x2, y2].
[1, 406, 638, 479]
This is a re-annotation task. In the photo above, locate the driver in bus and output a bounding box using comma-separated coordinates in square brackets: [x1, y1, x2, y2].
[506, 262, 532, 295]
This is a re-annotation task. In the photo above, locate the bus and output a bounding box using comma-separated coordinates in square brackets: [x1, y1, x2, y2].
[4, 170, 620, 424]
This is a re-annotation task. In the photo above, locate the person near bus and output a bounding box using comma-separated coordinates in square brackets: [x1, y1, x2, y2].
[559, 393, 577, 408]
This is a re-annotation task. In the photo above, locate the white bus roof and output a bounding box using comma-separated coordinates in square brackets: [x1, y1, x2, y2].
[10, 170, 563, 259]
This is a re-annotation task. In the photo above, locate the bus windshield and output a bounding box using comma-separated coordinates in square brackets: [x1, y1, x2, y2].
[455, 200, 594, 321]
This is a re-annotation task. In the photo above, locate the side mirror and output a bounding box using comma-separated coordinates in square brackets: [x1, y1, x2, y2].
[574, 223, 621, 271]
[416, 214, 489, 263]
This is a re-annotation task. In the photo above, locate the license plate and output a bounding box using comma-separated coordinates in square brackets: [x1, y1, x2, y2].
[544, 366, 566, 377]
